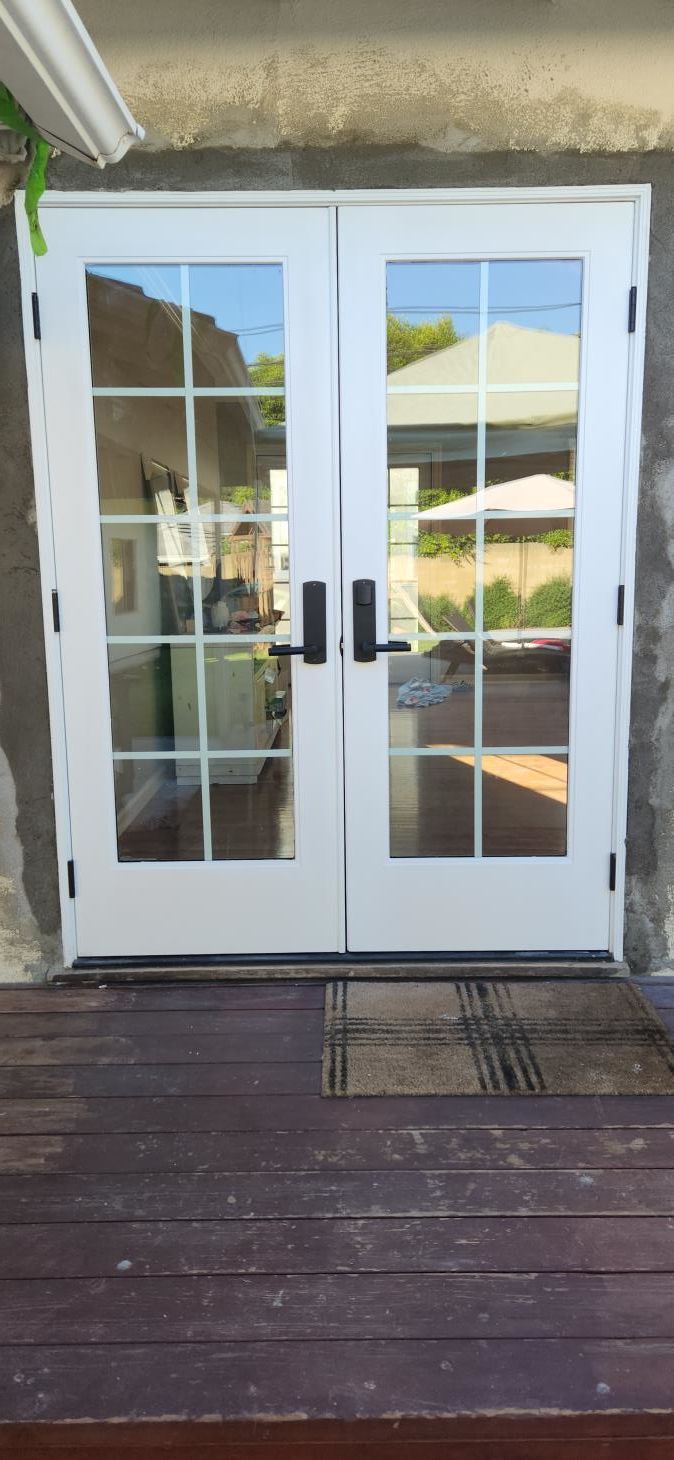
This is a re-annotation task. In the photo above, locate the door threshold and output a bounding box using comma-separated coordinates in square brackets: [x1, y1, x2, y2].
[54, 955, 629, 984]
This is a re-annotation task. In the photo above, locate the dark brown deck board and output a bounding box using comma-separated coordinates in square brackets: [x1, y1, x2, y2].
[0, 977, 673, 1454]
[4, 1271, 674, 1342]
[1, 1215, 672, 1279]
[3, 1167, 674, 1220]
[4, 1091, 674, 1126]
[2, 1126, 674, 1172]
[0, 1062, 321, 1097]
[0, 984, 326, 1013]
[2, 1339, 674, 1425]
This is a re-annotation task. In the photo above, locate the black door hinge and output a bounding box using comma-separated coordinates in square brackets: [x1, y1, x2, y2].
[67, 860, 76, 899]
[609, 852, 617, 892]
[51, 590, 61, 632]
[617, 584, 625, 626]
[628, 286, 637, 333]
[31, 292, 41, 340]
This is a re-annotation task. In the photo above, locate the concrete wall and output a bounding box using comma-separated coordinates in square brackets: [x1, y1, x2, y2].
[2, 1, 674, 975]
[74, 0, 674, 156]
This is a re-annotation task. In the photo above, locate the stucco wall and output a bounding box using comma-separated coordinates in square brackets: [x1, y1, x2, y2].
[1, 146, 674, 976]
[2, 0, 674, 976]
[74, 0, 674, 155]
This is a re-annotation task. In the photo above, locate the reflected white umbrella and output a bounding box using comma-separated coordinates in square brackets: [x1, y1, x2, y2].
[416, 473, 574, 535]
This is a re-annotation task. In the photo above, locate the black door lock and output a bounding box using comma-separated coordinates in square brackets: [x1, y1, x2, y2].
[352, 579, 411, 662]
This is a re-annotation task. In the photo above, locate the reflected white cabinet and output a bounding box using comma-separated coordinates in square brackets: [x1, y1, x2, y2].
[171, 643, 288, 783]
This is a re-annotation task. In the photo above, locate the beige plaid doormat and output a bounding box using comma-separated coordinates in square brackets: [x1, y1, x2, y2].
[322, 979, 674, 1096]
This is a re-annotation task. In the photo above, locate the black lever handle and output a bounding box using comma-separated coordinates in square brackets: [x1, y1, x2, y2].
[353, 579, 411, 662]
[268, 581, 326, 665]
[362, 641, 412, 654]
[269, 644, 318, 657]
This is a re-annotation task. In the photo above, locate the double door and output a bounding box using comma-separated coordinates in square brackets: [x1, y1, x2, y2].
[31, 195, 640, 957]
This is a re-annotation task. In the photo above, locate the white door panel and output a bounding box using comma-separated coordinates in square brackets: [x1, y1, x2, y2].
[37, 206, 343, 956]
[339, 201, 634, 952]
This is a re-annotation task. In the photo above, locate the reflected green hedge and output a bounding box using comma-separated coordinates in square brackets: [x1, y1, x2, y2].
[417, 574, 572, 632]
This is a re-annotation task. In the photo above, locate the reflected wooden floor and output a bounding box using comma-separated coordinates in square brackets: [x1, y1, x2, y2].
[0, 975, 674, 1455]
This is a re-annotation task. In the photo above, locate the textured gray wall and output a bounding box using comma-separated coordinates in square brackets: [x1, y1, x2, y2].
[1, 146, 673, 975]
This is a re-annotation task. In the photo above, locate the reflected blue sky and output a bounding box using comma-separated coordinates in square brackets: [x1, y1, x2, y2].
[387, 259, 582, 338]
[88, 264, 285, 365]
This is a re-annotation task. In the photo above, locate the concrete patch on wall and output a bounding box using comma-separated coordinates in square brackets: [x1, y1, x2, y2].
[0, 204, 61, 981]
[0, 736, 50, 982]
[75, 0, 674, 155]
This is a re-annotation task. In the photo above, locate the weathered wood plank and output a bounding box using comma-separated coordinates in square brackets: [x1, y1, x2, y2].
[2, 1271, 674, 1343]
[0, 1064, 322, 1097]
[3, 1086, 674, 1124]
[1, 1215, 671, 1280]
[0, 984, 325, 1014]
[0, 1010, 324, 1039]
[2, 1126, 674, 1174]
[3, 1440, 673, 1459]
[0, 1027, 320, 1066]
[3, 1411, 674, 1452]
[636, 982, 674, 1008]
[0, 1340, 673, 1427]
[3, 1168, 674, 1221]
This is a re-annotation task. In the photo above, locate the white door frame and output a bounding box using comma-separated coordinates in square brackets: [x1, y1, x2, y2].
[16, 185, 650, 966]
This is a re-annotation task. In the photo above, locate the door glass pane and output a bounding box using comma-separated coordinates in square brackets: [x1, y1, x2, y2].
[94, 398, 189, 515]
[390, 754, 474, 858]
[101, 524, 196, 636]
[109, 644, 199, 753]
[87, 266, 183, 388]
[204, 642, 291, 752]
[188, 264, 285, 389]
[389, 645, 474, 750]
[88, 261, 296, 863]
[114, 760, 203, 861]
[482, 753, 568, 857]
[210, 758, 295, 860]
[387, 258, 581, 858]
[194, 396, 287, 514]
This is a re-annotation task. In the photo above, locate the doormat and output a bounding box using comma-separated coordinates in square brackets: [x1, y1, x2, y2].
[321, 978, 674, 1096]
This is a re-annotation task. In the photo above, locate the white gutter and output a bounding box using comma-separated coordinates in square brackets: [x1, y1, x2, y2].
[0, 0, 143, 167]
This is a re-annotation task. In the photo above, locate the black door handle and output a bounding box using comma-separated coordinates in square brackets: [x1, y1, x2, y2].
[353, 578, 411, 662]
[268, 581, 326, 665]
[362, 641, 412, 655]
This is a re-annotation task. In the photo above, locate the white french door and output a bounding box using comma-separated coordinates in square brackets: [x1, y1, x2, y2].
[339, 199, 637, 953]
[27, 193, 644, 960]
[34, 205, 344, 957]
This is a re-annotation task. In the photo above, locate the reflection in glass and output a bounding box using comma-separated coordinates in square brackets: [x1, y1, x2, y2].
[204, 642, 292, 752]
[487, 260, 582, 351]
[390, 754, 474, 858]
[108, 645, 199, 753]
[389, 519, 476, 639]
[194, 396, 286, 514]
[189, 264, 285, 389]
[114, 759, 203, 861]
[101, 524, 195, 636]
[210, 757, 294, 860]
[482, 754, 568, 857]
[387, 394, 478, 511]
[482, 640, 570, 748]
[483, 518, 574, 632]
[94, 398, 190, 516]
[389, 645, 474, 750]
[386, 262, 480, 380]
[87, 266, 183, 388]
[385, 256, 580, 861]
[485, 390, 577, 491]
[199, 520, 290, 637]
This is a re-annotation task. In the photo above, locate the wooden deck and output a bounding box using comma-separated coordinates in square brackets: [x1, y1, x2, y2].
[0, 975, 674, 1457]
